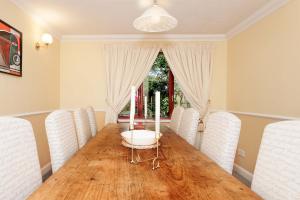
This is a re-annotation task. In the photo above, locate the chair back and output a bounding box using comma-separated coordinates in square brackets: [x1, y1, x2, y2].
[178, 108, 200, 145]
[169, 106, 184, 133]
[252, 121, 300, 200]
[201, 112, 241, 174]
[45, 110, 79, 172]
[73, 108, 92, 148]
[0, 117, 42, 200]
[86, 106, 98, 137]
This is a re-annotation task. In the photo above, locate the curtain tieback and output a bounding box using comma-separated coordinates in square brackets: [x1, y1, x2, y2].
[199, 99, 211, 131]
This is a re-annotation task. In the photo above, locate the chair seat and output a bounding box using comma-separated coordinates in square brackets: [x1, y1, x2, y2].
[251, 120, 300, 200]
[178, 108, 200, 146]
[73, 108, 92, 148]
[0, 117, 42, 200]
[45, 110, 79, 172]
[169, 106, 184, 133]
[86, 106, 98, 137]
[201, 112, 241, 174]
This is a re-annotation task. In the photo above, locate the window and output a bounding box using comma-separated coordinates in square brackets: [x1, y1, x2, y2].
[118, 52, 190, 119]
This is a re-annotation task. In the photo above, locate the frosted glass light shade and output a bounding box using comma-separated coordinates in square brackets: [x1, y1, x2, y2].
[41, 33, 53, 45]
[133, 5, 177, 32]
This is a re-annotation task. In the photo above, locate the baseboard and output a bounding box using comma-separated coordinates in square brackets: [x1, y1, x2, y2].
[233, 164, 253, 183]
[41, 162, 52, 176]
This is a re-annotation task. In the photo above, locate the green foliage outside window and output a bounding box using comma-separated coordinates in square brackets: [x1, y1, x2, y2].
[119, 52, 190, 119]
[145, 52, 169, 118]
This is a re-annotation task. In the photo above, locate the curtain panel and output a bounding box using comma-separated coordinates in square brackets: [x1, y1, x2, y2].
[104, 43, 160, 124]
[162, 43, 213, 119]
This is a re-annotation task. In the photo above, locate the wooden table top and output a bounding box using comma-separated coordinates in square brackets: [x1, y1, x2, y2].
[29, 124, 261, 200]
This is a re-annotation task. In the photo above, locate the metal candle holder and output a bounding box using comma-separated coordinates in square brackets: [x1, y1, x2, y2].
[129, 126, 160, 170]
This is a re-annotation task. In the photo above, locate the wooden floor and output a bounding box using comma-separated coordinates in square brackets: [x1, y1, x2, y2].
[29, 124, 261, 200]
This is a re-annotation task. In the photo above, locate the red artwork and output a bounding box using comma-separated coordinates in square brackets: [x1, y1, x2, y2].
[0, 19, 22, 76]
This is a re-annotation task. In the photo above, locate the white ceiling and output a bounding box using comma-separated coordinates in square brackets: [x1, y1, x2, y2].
[11, 0, 279, 36]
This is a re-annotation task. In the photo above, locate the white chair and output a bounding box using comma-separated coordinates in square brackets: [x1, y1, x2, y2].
[45, 110, 79, 172]
[251, 121, 300, 200]
[73, 108, 92, 148]
[169, 106, 184, 134]
[178, 108, 200, 146]
[201, 112, 241, 174]
[0, 117, 42, 200]
[86, 106, 98, 137]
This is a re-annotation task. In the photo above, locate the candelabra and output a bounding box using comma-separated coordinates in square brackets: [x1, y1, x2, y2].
[128, 126, 160, 170]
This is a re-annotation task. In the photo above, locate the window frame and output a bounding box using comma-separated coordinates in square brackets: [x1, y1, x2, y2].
[118, 67, 175, 120]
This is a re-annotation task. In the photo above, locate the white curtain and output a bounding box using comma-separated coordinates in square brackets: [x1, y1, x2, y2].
[104, 43, 160, 124]
[162, 43, 213, 119]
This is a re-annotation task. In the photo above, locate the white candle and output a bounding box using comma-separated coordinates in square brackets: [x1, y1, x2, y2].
[144, 96, 147, 120]
[129, 86, 136, 130]
[155, 91, 160, 138]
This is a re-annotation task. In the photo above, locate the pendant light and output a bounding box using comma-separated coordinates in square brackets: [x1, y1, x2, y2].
[133, 0, 177, 32]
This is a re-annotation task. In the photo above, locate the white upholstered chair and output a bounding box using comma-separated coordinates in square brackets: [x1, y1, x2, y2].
[73, 108, 92, 148]
[45, 110, 79, 172]
[201, 112, 241, 174]
[169, 106, 184, 134]
[178, 108, 200, 146]
[0, 117, 42, 200]
[86, 106, 98, 137]
[251, 121, 300, 200]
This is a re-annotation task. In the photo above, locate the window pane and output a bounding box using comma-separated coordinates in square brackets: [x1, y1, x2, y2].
[144, 52, 169, 118]
[118, 52, 190, 119]
[118, 91, 137, 118]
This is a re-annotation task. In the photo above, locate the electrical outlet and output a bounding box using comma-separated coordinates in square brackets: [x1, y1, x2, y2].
[238, 148, 246, 157]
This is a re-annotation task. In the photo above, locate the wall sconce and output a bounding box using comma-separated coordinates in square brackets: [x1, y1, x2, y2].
[35, 33, 53, 50]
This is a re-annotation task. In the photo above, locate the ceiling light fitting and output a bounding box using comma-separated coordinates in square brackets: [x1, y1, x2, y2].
[133, 0, 177, 32]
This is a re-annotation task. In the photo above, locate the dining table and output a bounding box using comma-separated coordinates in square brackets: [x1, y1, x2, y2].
[28, 124, 262, 200]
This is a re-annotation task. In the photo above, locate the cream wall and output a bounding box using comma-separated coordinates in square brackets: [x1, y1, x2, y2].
[233, 114, 280, 173]
[60, 40, 228, 112]
[228, 0, 300, 172]
[20, 113, 51, 168]
[0, 0, 60, 170]
[210, 41, 227, 110]
[0, 0, 60, 115]
[59, 40, 107, 131]
[60, 41, 106, 110]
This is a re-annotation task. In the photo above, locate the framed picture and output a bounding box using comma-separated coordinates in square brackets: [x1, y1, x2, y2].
[0, 19, 22, 77]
